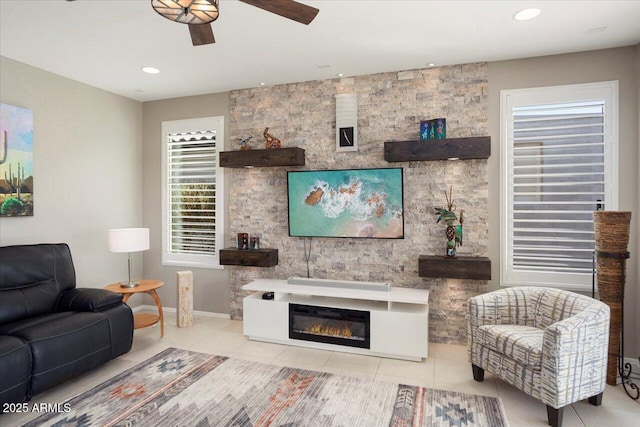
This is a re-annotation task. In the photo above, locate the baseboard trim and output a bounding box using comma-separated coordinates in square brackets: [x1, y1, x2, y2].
[131, 304, 230, 320]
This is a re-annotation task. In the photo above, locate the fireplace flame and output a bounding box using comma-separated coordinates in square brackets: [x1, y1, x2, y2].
[305, 324, 353, 338]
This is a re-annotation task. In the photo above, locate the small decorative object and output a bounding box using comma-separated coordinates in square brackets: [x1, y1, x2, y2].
[263, 127, 281, 149]
[338, 126, 355, 149]
[261, 291, 274, 300]
[434, 186, 464, 258]
[420, 118, 446, 140]
[236, 135, 252, 150]
[237, 233, 249, 250]
[250, 236, 260, 250]
[177, 271, 193, 328]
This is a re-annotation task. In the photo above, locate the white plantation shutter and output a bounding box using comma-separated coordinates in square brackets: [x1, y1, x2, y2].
[168, 130, 217, 254]
[501, 82, 618, 290]
[162, 117, 225, 268]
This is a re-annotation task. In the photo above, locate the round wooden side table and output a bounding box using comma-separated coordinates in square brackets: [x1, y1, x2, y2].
[105, 279, 164, 337]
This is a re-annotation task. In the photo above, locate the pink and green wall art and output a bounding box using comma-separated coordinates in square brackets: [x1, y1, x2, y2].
[0, 103, 34, 217]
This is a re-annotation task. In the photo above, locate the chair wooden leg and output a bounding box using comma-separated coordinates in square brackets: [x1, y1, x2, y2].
[588, 392, 603, 406]
[546, 405, 564, 427]
[472, 364, 484, 382]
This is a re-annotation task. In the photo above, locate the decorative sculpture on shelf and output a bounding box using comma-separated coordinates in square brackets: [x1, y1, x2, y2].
[434, 186, 464, 258]
[236, 135, 253, 150]
[263, 127, 281, 149]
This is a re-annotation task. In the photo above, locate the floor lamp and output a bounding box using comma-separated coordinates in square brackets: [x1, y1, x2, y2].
[108, 228, 150, 288]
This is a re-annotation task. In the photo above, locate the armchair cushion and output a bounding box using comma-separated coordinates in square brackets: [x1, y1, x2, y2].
[476, 324, 543, 370]
[56, 288, 123, 312]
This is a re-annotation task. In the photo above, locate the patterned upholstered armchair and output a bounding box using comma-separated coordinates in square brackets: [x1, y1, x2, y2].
[468, 287, 610, 427]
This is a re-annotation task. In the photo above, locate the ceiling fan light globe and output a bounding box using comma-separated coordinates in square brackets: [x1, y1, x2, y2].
[151, 0, 219, 25]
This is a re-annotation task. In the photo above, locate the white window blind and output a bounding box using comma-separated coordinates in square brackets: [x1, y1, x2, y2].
[162, 117, 224, 268]
[501, 82, 618, 290]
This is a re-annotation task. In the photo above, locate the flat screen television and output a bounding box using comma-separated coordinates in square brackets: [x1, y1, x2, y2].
[287, 168, 404, 239]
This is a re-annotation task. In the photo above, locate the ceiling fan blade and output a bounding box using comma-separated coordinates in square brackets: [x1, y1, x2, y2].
[238, 0, 319, 25]
[189, 24, 215, 46]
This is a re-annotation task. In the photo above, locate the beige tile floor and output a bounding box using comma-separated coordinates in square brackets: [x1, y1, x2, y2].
[4, 313, 640, 426]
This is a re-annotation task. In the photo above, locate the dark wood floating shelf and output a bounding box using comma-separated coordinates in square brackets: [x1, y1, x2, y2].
[219, 248, 279, 267]
[219, 147, 305, 168]
[384, 136, 491, 162]
[419, 255, 491, 280]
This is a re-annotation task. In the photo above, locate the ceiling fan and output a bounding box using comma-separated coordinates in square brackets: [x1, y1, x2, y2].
[66, 0, 319, 46]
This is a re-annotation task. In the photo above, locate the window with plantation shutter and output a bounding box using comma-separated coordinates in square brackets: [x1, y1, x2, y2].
[161, 116, 225, 268]
[501, 82, 618, 290]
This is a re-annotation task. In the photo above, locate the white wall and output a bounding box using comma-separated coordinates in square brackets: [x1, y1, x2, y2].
[0, 57, 144, 288]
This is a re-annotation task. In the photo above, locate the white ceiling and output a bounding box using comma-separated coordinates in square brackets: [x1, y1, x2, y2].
[1, 1, 639, 102]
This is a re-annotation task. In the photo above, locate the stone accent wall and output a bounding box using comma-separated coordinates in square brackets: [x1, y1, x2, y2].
[228, 63, 489, 344]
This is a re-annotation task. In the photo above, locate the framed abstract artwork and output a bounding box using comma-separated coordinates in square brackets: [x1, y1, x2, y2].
[420, 118, 446, 140]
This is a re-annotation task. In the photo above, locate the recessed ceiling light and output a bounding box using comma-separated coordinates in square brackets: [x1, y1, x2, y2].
[337, 73, 344, 77]
[428, 63, 436, 67]
[141, 66, 160, 74]
[513, 8, 540, 21]
[260, 82, 266, 86]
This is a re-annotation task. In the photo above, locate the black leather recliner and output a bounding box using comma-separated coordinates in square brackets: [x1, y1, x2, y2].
[0, 243, 133, 408]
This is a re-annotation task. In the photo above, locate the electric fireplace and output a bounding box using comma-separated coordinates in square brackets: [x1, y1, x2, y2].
[289, 304, 370, 349]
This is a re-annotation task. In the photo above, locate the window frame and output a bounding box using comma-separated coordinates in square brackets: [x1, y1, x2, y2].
[500, 81, 619, 290]
[161, 116, 225, 269]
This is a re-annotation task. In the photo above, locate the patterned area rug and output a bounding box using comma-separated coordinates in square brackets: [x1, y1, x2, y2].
[25, 348, 509, 427]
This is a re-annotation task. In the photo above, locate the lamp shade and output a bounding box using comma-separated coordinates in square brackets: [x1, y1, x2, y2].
[108, 228, 150, 253]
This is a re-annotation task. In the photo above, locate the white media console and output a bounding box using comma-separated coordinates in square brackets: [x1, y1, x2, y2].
[242, 277, 429, 361]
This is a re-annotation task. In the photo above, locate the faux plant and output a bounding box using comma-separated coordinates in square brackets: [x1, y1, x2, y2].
[434, 186, 464, 256]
